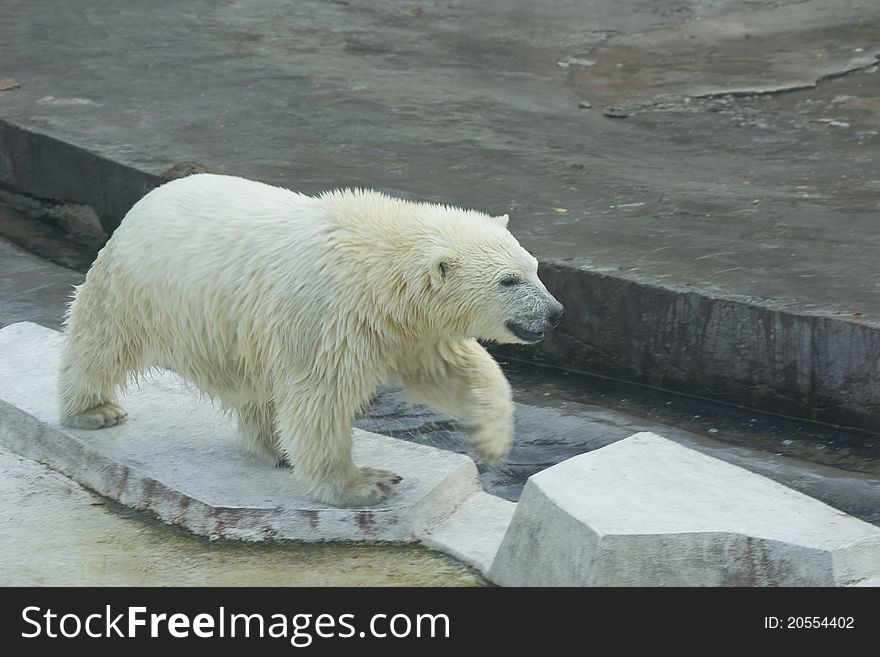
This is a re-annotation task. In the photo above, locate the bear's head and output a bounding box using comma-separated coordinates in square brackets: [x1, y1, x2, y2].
[426, 210, 564, 345]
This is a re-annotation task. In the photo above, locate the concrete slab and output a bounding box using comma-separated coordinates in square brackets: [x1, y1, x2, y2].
[852, 578, 880, 587]
[0, 445, 484, 586]
[572, 0, 880, 103]
[0, 322, 483, 543]
[489, 432, 880, 586]
[418, 492, 517, 575]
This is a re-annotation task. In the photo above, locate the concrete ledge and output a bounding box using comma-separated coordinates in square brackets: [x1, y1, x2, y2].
[418, 492, 517, 575]
[489, 432, 880, 586]
[0, 119, 162, 234]
[0, 322, 486, 543]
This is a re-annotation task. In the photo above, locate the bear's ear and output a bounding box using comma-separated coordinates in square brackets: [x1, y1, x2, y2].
[430, 254, 460, 287]
[491, 213, 509, 228]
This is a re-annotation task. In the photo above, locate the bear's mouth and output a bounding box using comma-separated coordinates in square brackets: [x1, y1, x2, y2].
[506, 321, 545, 343]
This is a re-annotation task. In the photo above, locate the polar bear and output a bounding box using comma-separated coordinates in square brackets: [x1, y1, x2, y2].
[58, 174, 564, 507]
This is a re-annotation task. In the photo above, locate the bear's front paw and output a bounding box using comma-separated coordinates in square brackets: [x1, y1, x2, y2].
[471, 423, 512, 464]
[310, 467, 403, 507]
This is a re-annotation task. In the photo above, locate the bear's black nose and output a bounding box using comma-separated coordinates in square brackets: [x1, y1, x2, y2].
[547, 303, 565, 328]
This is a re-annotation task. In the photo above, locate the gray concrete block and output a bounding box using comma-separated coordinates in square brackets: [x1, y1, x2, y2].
[418, 492, 517, 575]
[0, 322, 483, 543]
[490, 432, 880, 586]
[851, 578, 880, 587]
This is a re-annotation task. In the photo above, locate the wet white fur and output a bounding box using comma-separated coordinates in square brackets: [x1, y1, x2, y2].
[58, 174, 555, 506]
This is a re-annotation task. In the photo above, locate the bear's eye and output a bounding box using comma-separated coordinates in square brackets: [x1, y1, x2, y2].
[499, 276, 520, 287]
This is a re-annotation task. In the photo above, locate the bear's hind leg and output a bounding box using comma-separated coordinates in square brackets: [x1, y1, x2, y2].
[58, 338, 132, 430]
[236, 401, 288, 467]
[275, 390, 401, 507]
[58, 273, 139, 430]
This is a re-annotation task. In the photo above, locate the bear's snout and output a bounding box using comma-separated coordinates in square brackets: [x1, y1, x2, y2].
[546, 302, 564, 329]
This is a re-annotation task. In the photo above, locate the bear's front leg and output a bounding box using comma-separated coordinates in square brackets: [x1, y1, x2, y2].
[274, 389, 402, 507]
[400, 339, 514, 462]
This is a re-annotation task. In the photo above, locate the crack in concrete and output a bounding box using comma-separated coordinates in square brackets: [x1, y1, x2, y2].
[693, 53, 880, 99]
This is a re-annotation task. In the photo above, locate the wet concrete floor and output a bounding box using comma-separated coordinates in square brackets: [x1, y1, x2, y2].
[1, 0, 878, 318]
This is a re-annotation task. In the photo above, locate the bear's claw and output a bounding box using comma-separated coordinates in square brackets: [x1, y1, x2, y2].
[312, 466, 403, 507]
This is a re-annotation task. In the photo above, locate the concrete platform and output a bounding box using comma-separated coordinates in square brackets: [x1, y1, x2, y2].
[489, 432, 880, 586]
[0, 322, 500, 545]
[0, 444, 484, 586]
[420, 492, 517, 575]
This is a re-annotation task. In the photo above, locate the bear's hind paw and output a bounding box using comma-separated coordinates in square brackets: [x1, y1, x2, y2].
[359, 466, 403, 495]
[60, 401, 128, 430]
[313, 467, 403, 507]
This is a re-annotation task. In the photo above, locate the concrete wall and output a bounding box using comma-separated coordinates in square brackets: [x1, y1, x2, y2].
[0, 119, 160, 234]
[496, 260, 880, 434]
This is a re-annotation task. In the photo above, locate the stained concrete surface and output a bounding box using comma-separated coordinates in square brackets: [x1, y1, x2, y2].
[572, 0, 880, 101]
[0, 445, 482, 586]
